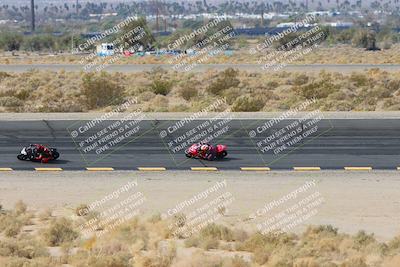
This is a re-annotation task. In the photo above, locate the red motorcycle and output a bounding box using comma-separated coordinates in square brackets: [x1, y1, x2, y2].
[17, 144, 60, 163]
[185, 143, 228, 160]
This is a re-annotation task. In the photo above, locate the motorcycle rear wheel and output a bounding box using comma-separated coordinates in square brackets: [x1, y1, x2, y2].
[17, 154, 28, 160]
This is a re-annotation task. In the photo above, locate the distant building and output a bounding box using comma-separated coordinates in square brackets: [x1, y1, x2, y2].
[322, 21, 354, 27]
[97, 43, 115, 57]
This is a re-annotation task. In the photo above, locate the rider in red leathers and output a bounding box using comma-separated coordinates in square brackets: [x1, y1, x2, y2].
[198, 143, 216, 160]
[32, 144, 52, 163]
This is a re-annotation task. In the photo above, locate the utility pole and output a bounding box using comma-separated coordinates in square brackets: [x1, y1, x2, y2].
[76, 0, 79, 15]
[31, 0, 35, 32]
[261, 8, 264, 27]
[156, 4, 159, 32]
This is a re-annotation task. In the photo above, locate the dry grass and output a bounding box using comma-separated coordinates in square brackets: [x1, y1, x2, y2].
[0, 68, 400, 112]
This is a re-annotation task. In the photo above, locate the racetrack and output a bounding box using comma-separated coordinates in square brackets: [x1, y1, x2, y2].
[1, 118, 399, 170]
[1, 64, 400, 73]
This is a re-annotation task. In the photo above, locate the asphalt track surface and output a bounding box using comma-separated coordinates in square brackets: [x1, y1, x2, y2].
[1, 64, 400, 73]
[0, 119, 399, 170]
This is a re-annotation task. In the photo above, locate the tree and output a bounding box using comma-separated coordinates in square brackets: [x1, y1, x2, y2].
[0, 32, 23, 51]
[22, 35, 55, 51]
[119, 17, 155, 50]
[352, 29, 379, 50]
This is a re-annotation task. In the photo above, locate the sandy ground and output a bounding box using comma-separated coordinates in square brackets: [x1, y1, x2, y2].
[2, 111, 400, 120]
[0, 171, 399, 241]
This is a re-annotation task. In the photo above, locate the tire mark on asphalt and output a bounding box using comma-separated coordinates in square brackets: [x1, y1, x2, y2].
[42, 120, 56, 140]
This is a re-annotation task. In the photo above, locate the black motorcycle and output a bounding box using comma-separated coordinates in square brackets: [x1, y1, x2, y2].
[17, 145, 60, 162]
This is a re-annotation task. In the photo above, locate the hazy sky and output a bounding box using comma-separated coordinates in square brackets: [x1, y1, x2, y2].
[1, 0, 386, 9]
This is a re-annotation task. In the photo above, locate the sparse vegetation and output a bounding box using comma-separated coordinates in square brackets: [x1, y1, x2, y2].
[0, 202, 399, 267]
[1, 68, 399, 112]
[41, 217, 79, 246]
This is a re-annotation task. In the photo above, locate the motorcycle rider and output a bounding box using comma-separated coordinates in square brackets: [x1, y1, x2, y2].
[32, 144, 52, 163]
[198, 142, 216, 160]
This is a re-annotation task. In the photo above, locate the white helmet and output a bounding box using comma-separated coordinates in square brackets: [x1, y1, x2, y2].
[200, 145, 209, 152]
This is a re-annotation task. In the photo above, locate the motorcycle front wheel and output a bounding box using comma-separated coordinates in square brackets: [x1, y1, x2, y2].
[52, 151, 60, 160]
[217, 151, 228, 159]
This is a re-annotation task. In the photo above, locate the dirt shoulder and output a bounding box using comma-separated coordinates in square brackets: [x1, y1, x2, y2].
[0, 171, 398, 241]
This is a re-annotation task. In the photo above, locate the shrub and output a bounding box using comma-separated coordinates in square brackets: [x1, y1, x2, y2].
[303, 225, 339, 238]
[199, 237, 219, 250]
[179, 86, 198, 101]
[237, 233, 268, 252]
[229, 255, 251, 267]
[350, 73, 369, 87]
[14, 201, 27, 216]
[388, 236, 400, 251]
[200, 224, 234, 241]
[0, 214, 16, 232]
[0, 32, 23, 51]
[253, 247, 270, 265]
[14, 90, 30, 101]
[75, 204, 89, 217]
[81, 72, 125, 109]
[342, 256, 368, 267]
[4, 223, 22, 237]
[352, 29, 379, 50]
[0, 71, 11, 82]
[293, 74, 309, 86]
[231, 96, 264, 112]
[0, 238, 48, 258]
[207, 68, 240, 95]
[354, 230, 376, 248]
[184, 236, 200, 248]
[238, 231, 295, 253]
[381, 39, 392, 50]
[386, 80, 400, 92]
[294, 80, 335, 99]
[42, 218, 79, 246]
[22, 35, 56, 52]
[0, 97, 23, 108]
[83, 252, 132, 267]
[150, 79, 173, 95]
[38, 209, 52, 221]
